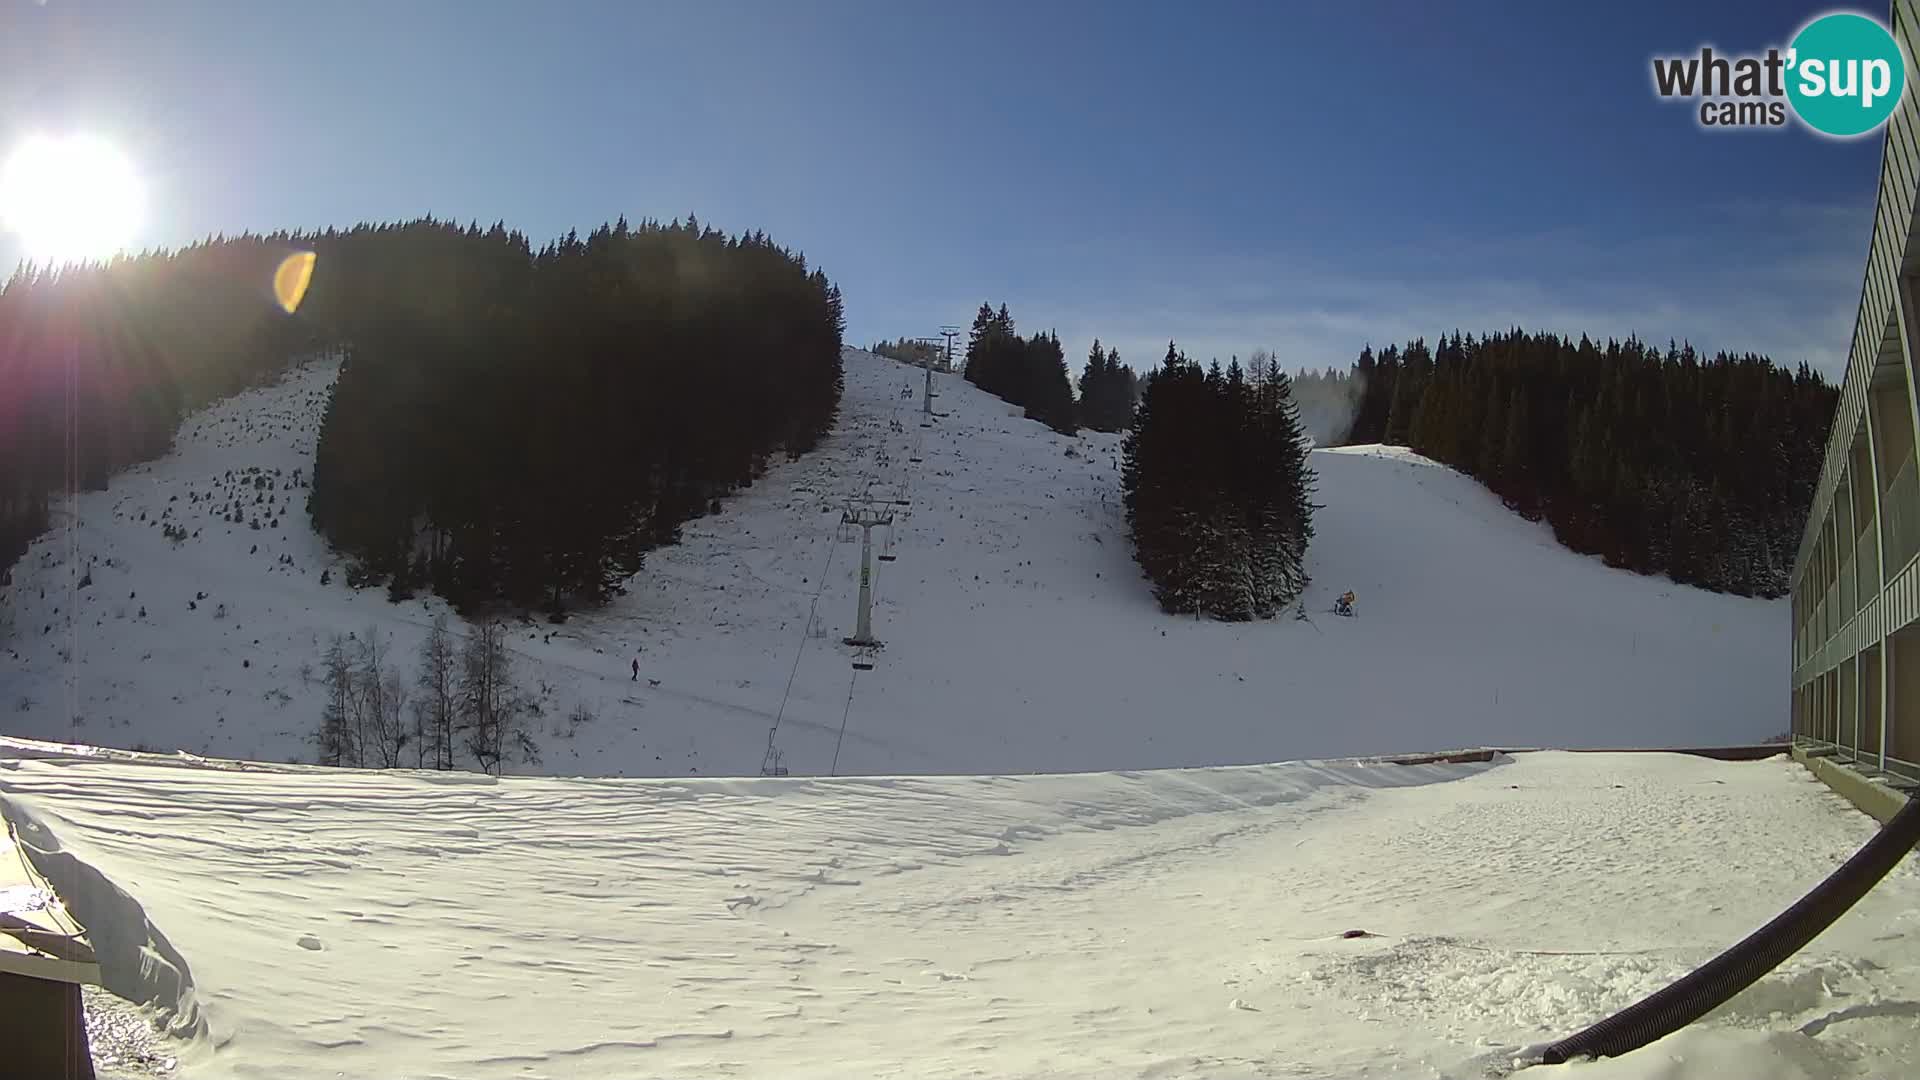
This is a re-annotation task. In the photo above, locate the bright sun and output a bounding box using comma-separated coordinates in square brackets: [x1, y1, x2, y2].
[0, 133, 143, 266]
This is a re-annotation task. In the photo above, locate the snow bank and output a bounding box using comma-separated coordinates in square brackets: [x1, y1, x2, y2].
[0, 792, 204, 1041]
[1, 745, 1913, 1078]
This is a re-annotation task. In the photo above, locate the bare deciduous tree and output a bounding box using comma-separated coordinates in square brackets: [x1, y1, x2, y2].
[318, 633, 356, 766]
[354, 625, 411, 768]
[414, 613, 458, 770]
[316, 626, 411, 768]
[316, 615, 539, 774]
[460, 617, 536, 775]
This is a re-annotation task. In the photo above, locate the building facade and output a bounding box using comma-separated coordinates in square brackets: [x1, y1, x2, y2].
[1790, 0, 1920, 781]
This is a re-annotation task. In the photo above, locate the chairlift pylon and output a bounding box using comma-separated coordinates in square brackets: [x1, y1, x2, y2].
[760, 746, 790, 777]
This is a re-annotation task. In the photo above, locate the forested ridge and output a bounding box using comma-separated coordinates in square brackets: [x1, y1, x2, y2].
[1286, 330, 1836, 597]
[2, 226, 1834, 610]
[1, 237, 327, 573]
[307, 218, 845, 616]
[0, 217, 846, 618]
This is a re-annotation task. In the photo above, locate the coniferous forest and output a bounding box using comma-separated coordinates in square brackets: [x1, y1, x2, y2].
[0, 238, 328, 574]
[962, 302, 1079, 435]
[1285, 330, 1836, 597]
[1123, 345, 1316, 620]
[0, 217, 846, 619]
[1, 228, 1835, 613]
[307, 218, 844, 616]
[1076, 339, 1140, 433]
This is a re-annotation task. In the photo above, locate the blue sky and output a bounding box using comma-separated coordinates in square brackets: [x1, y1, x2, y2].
[0, 0, 1888, 377]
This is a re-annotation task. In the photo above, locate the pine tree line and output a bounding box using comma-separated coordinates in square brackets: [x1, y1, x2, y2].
[0, 238, 334, 576]
[1076, 338, 1140, 433]
[0, 216, 846, 622]
[1123, 344, 1316, 619]
[961, 302, 1078, 435]
[304, 217, 845, 616]
[869, 337, 946, 368]
[1317, 329, 1834, 597]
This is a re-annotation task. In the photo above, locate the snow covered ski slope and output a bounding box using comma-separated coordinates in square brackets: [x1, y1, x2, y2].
[2, 348, 1782, 777]
[1, 743, 1914, 1079]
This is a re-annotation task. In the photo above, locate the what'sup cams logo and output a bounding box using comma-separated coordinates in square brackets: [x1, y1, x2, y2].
[1652, 11, 1909, 137]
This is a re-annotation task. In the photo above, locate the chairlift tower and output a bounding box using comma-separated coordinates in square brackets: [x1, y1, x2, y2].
[918, 342, 939, 428]
[759, 743, 789, 777]
[939, 325, 960, 371]
[910, 335, 944, 419]
[842, 502, 894, 653]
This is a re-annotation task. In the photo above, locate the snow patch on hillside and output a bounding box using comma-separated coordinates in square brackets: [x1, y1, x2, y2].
[1318, 442, 1449, 467]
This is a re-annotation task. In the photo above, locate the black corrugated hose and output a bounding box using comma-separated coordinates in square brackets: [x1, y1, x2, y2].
[1535, 790, 1920, 1066]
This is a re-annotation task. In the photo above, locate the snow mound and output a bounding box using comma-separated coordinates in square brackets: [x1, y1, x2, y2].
[1318, 442, 1450, 467]
[2, 349, 1781, 776]
[1, 744, 1912, 1079]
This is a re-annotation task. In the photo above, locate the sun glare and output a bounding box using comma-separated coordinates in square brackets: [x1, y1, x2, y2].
[0, 133, 144, 266]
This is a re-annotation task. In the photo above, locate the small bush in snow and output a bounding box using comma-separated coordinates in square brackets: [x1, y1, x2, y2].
[553, 701, 594, 739]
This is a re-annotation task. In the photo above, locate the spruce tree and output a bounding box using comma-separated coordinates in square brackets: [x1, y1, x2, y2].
[1123, 342, 1314, 619]
[1023, 330, 1077, 435]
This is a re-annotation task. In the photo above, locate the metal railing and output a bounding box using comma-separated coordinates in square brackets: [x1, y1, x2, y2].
[1883, 455, 1920, 580]
[1795, 734, 1920, 784]
[1858, 521, 1880, 601]
[1840, 552, 1858, 624]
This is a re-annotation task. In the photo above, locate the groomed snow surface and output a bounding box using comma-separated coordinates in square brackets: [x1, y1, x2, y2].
[2, 743, 1915, 1079]
[2, 349, 1783, 778]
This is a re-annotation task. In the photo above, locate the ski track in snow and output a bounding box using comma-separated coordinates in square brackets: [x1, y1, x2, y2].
[0, 747, 1915, 1079]
[3, 349, 1783, 779]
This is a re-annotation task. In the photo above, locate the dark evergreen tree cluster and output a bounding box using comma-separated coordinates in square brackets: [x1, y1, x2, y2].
[1, 237, 333, 576]
[0, 216, 846, 620]
[1123, 344, 1316, 620]
[307, 217, 845, 616]
[961, 302, 1078, 435]
[1076, 338, 1139, 432]
[1330, 330, 1834, 597]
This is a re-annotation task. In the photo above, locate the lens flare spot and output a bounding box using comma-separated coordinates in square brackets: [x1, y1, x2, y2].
[274, 251, 316, 314]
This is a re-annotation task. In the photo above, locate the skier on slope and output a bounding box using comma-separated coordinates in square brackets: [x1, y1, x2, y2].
[1334, 590, 1356, 617]
[632, 656, 639, 681]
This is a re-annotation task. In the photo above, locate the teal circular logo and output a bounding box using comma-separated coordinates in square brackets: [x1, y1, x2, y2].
[1787, 13, 1907, 137]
